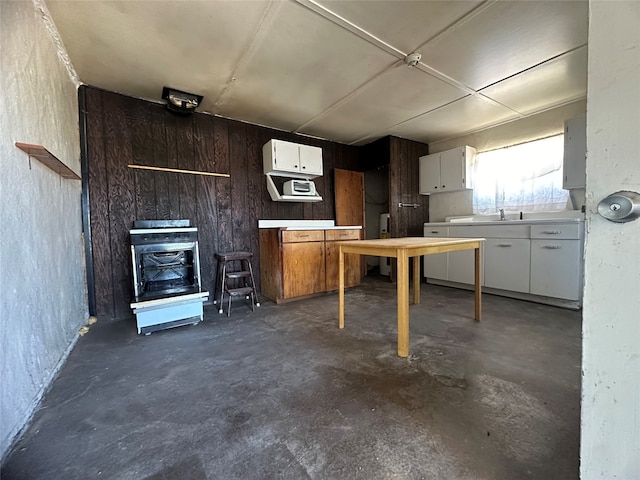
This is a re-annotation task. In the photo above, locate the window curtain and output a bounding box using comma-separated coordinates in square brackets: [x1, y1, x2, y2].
[472, 135, 569, 214]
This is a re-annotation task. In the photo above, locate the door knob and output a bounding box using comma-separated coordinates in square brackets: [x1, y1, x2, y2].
[597, 191, 640, 223]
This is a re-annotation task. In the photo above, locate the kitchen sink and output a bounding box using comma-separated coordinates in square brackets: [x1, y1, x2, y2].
[448, 215, 516, 223]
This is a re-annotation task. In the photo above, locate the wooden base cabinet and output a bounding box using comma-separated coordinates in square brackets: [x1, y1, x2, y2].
[325, 229, 361, 291]
[282, 240, 326, 298]
[259, 228, 361, 303]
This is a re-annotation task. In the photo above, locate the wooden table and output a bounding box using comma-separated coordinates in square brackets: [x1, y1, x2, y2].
[338, 237, 485, 358]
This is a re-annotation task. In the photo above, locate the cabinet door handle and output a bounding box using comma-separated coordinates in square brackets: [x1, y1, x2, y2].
[542, 245, 562, 249]
[496, 243, 512, 247]
[298, 234, 309, 238]
[430, 230, 440, 234]
[541, 230, 561, 234]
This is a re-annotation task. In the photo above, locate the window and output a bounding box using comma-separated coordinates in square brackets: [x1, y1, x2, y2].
[472, 135, 569, 214]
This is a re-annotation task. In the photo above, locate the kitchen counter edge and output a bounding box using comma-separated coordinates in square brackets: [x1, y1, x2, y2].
[424, 218, 584, 227]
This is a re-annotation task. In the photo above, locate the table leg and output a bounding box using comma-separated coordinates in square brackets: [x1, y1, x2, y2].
[339, 246, 345, 329]
[397, 248, 409, 357]
[412, 255, 420, 305]
[475, 247, 482, 321]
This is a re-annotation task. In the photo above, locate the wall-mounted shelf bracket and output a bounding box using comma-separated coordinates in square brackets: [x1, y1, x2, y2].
[266, 174, 322, 202]
[15, 142, 80, 180]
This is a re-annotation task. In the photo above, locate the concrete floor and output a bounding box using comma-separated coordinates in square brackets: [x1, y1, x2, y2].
[2, 277, 581, 480]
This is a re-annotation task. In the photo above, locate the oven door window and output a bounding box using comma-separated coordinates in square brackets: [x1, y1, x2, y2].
[133, 243, 200, 300]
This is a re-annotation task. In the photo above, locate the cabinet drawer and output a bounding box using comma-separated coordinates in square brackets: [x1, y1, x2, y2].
[325, 229, 361, 241]
[449, 224, 529, 239]
[530, 223, 582, 240]
[282, 230, 324, 243]
[424, 226, 449, 237]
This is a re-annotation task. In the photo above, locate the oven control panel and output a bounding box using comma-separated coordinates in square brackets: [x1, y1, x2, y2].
[130, 227, 198, 245]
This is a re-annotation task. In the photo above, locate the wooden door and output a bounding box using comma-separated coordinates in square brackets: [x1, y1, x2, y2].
[334, 168, 364, 227]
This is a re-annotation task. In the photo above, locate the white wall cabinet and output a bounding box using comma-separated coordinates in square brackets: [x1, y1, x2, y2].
[419, 145, 475, 194]
[563, 115, 586, 189]
[298, 144, 323, 177]
[263, 139, 323, 178]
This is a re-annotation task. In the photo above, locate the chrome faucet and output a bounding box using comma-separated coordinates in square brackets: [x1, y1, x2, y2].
[499, 208, 505, 221]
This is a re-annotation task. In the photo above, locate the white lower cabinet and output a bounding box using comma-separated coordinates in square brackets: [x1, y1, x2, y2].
[423, 225, 483, 285]
[423, 226, 448, 281]
[484, 239, 530, 293]
[447, 226, 484, 285]
[530, 239, 582, 300]
[448, 250, 477, 285]
[424, 220, 584, 308]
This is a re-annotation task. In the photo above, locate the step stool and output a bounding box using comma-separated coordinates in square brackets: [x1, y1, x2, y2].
[213, 251, 260, 316]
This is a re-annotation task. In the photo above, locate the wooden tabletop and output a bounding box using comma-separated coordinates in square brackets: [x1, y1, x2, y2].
[339, 237, 485, 257]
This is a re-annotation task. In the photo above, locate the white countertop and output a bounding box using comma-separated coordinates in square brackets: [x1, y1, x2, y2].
[425, 218, 584, 227]
[285, 225, 362, 230]
[258, 219, 361, 230]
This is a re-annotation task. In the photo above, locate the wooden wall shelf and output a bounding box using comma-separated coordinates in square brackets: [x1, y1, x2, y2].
[15, 142, 80, 180]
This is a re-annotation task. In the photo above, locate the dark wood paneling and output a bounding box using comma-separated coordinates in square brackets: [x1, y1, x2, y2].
[213, 118, 232, 255]
[389, 136, 429, 238]
[104, 94, 137, 318]
[130, 99, 156, 220]
[84, 88, 365, 319]
[245, 124, 263, 276]
[194, 114, 217, 297]
[85, 88, 113, 318]
[229, 121, 253, 254]
[176, 115, 197, 223]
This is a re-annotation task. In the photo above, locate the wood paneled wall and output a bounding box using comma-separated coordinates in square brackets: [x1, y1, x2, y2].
[81, 87, 361, 319]
[359, 136, 430, 237]
[389, 136, 430, 237]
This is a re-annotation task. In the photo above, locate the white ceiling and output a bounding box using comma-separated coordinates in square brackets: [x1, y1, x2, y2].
[45, 0, 588, 146]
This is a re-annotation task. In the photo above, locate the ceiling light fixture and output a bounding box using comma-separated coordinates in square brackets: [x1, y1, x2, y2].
[161, 87, 203, 115]
[404, 52, 422, 68]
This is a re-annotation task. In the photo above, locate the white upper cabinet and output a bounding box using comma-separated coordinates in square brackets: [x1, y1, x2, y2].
[563, 114, 586, 189]
[419, 145, 475, 194]
[263, 139, 323, 178]
[419, 153, 441, 193]
[298, 144, 323, 177]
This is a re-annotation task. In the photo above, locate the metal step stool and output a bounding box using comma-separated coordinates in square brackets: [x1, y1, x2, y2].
[213, 251, 260, 316]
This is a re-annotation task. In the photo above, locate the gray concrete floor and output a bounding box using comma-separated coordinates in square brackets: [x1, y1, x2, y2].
[2, 277, 581, 480]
